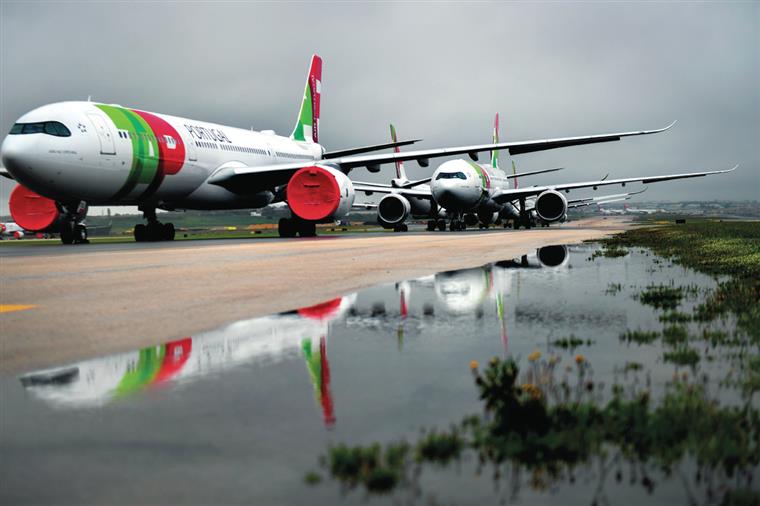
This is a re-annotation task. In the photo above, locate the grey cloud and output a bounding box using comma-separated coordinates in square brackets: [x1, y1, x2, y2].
[1, 1, 757, 214]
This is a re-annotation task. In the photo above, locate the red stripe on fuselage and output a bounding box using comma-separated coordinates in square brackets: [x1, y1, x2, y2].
[130, 109, 186, 176]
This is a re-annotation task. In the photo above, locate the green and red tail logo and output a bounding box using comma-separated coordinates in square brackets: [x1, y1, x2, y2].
[291, 54, 322, 143]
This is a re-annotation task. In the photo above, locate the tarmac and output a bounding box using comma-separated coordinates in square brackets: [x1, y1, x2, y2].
[0, 217, 630, 374]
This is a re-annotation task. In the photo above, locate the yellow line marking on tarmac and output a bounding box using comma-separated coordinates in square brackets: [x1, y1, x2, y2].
[0, 304, 37, 313]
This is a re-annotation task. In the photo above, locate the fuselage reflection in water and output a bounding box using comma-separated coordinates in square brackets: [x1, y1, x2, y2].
[19, 296, 356, 427]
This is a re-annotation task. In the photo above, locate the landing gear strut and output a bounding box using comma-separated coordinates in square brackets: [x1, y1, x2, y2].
[134, 207, 175, 242]
[278, 217, 316, 238]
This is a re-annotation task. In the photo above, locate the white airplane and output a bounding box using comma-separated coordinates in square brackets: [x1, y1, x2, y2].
[0, 221, 28, 239]
[19, 295, 355, 426]
[1, 54, 697, 243]
[356, 114, 733, 232]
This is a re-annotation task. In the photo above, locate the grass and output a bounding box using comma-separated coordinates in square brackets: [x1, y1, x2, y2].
[663, 347, 701, 367]
[620, 329, 659, 345]
[637, 285, 684, 311]
[309, 358, 759, 500]
[551, 335, 594, 350]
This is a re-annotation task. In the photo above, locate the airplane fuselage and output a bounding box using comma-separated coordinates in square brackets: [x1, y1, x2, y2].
[1, 101, 323, 210]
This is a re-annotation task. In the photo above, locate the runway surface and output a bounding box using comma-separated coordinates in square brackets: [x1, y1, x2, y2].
[0, 217, 630, 373]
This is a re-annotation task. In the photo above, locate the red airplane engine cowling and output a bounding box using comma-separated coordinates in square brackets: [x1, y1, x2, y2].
[9, 184, 60, 232]
[535, 190, 568, 223]
[287, 165, 355, 222]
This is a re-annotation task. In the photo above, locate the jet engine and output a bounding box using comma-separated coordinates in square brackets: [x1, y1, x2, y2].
[536, 245, 569, 268]
[535, 190, 568, 223]
[287, 165, 355, 222]
[377, 194, 411, 228]
[9, 184, 61, 232]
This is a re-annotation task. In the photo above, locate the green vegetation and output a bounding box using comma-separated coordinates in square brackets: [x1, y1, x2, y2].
[637, 285, 684, 310]
[663, 347, 701, 367]
[659, 311, 692, 324]
[590, 243, 629, 259]
[605, 221, 760, 342]
[620, 329, 659, 345]
[309, 358, 759, 501]
[551, 335, 594, 350]
[661, 324, 689, 346]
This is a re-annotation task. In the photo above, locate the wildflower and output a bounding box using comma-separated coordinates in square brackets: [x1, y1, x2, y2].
[575, 354, 586, 364]
[528, 350, 541, 362]
[470, 360, 479, 370]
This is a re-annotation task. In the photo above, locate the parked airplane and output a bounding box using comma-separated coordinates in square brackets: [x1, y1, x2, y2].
[2, 54, 686, 243]
[0, 221, 27, 239]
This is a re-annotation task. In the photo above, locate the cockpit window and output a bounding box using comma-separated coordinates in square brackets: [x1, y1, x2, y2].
[9, 121, 71, 137]
[435, 171, 467, 180]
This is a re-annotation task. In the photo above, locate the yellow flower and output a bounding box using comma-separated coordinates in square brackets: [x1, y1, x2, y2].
[575, 354, 586, 364]
[528, 350, 541, 362]
[470, 360, 479, 370]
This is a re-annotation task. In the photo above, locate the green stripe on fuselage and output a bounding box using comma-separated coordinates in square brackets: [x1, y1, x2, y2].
[96, 104, 159, 200]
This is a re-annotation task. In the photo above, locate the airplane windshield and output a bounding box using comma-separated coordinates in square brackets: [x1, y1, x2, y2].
[9, 121, 71, 137]
[435, 172, 467, 180]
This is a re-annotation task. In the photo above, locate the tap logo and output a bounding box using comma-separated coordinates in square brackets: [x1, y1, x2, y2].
[77, 123, 87, 133]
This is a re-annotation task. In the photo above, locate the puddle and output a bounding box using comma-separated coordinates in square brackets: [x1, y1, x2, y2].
[1, 244, 755, 504]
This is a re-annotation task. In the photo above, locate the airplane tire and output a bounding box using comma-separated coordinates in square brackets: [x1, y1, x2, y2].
[426, 220, 436, 231]
[163, 223, 176, 241]
[60, 224, 75, 245]
[298, 221, 316, 237]
[436, 219, 446, 232]
[401, 224, 408, 232]
[134, 224, 147, 242]
[146, 222, 163, 241]
[278, 218, 297, 238]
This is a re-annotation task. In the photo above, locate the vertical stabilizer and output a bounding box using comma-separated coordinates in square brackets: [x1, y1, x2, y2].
[390, 124, 408, 181]
[291, 54, 322, 143]
[491, 113, 500, 169]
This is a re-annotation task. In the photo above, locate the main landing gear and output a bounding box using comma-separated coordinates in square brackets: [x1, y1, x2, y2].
[60, 221, 88, 245]
[393, 223, 408, 232]
[278, 217, 316, 238]
[134, 207, 175, 242]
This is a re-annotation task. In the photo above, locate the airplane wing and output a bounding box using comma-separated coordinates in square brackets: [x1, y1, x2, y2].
[352, 182, 433, 198]
[335, 121, 676, 170]
[208, 122, 676, 191]
[508, 167, 563, 179]
[492, 166, 737, 204]
[567, 187, 647, 206]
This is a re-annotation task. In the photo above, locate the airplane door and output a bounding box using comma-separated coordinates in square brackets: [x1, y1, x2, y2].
[181, 129, 197, 161]
[87, 113, 116, 155]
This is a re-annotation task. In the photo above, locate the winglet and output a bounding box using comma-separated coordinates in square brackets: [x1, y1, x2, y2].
[390, 124, 407, 180]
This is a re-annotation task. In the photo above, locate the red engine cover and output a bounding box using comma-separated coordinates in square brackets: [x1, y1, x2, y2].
[9, 184, 59, 231]
[287, 166, 341, 221]
[297, 298, 343, 321]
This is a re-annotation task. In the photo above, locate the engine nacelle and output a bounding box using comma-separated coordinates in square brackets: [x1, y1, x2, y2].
[9, 184, 61, 232]
[377, 194, 411, 228]
[287, 165, 355, 222]
[535, 190, 568, 223]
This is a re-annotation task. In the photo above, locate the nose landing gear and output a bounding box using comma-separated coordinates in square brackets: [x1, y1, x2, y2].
[134, 207, 175, 242]
[60, 222, 88, 245]
[278, 217, 317, 238]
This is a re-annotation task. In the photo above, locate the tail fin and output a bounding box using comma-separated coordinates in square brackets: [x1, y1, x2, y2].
[291, 54, 322, 143]
[390, 124, 407, 180]
[490, 112, 500, 169]
[512, 160, 518, 189]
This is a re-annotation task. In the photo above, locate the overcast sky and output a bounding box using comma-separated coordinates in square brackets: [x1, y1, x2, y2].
[1, 1, 757, 215]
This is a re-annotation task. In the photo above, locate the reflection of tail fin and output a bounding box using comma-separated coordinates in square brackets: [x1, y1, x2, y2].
[512, 160, 518, 189]
[290, 54, 322, 143]
[302, 336, 335, 427]
[390, 124, 407, 181]
[491, 113, 500, 169]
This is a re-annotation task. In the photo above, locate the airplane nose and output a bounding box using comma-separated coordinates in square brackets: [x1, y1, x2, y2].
[1, 135, 48, 190]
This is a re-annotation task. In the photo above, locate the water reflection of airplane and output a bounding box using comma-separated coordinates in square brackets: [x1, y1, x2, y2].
[19, 295, 356, 427]
[392, 245, 570, 352]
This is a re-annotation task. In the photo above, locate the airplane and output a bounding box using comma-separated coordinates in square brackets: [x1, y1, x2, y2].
[1, 54, 687, 244]
[356, 114, 714, 232]
[19, 295, 355, 427]
[1, 221, 28, 239]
